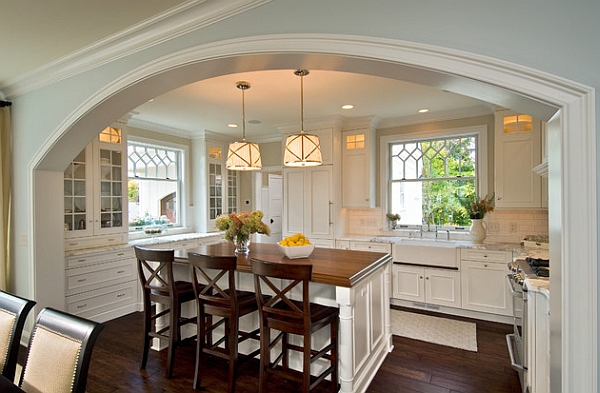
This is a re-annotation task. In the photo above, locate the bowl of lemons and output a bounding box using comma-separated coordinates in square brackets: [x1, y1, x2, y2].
[277, 233, 315, 259]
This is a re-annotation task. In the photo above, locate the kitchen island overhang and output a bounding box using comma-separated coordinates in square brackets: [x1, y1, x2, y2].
[174, 242, 393, 393]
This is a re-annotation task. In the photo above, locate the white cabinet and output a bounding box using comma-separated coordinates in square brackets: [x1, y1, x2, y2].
[65, 246, 138, 322]
[342, 127, 375, 208]
[460, 249, 513, 316]
[349, 240, 391, 254]
[527, 288, 550, 393]
[391, 264, 461, 308]
[64, 127, 128, 250]
[494, 109, 543, 208]
[283, 165, 334, 240]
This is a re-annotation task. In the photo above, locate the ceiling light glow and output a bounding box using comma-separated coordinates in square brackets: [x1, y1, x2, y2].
[341, 104, 354, 110]
[418, 108, 429, 113]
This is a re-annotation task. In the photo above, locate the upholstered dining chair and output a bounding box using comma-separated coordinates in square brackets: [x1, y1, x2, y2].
[18, 307, 103, 393]
[188, 252, 262, 393]
[0, 290, 36, 382]
[134, 245, 197, 378]
[250, 258, 339, 393]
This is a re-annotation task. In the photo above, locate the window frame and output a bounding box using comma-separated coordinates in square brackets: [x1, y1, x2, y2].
[127, 136, 187, 231]
[379, 125, 488, 230]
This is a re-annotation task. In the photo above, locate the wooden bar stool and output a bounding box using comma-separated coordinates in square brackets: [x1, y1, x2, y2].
[188, 252, 262, 393]
[250, 258, 339, 393]
[134, 246, 197, 378]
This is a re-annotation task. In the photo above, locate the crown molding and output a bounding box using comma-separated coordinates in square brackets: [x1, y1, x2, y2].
[378, 104, 493, 129]
[1, 0, 274, 98]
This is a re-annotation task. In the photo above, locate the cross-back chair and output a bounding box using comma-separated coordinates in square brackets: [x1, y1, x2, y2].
[188, 252, 262, 392]
[134, 245, 197, 378]
[250, 258, 338, 393]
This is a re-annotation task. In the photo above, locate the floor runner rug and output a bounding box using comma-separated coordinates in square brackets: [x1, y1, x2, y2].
[390, 309, 478, 352]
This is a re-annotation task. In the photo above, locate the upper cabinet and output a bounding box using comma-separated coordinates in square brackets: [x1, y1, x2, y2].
[64, 127, 128, 250]
[494, 109, 544, 209]
[342, 124, 376, 208]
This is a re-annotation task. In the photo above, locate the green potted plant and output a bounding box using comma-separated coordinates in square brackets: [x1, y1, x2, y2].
[386, 213, 401, 229]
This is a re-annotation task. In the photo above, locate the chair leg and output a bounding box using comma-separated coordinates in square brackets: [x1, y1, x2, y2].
[258, 322, 270, 393]
[330, 320, 339, 392]
[303, 333, 311, 393]
[193, 307, 205, 390]
[227, 317, 238, 393]
[166, 301, 179, 378]
[140, 300, 152, 369]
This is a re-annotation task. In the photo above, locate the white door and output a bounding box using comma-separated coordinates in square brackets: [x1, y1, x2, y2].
[265, 174, 282, 243]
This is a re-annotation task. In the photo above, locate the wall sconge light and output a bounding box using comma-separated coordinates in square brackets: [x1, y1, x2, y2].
[283, 70, 323, 167]
[226, 81, 262, 171]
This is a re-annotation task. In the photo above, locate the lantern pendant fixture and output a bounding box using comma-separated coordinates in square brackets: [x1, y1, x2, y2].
[226, 81, 262, 171]
[283, 69, 323, 167]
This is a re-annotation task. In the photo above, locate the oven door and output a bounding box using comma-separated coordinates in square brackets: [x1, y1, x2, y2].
[506, 274, 524, 339]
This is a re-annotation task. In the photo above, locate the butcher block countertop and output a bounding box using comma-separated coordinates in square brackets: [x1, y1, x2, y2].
[174, 242, 392, 288]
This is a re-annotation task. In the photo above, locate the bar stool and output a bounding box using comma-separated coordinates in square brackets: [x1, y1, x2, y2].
[188, 252, 262, 393]
[134, 246, 197, 378]
[250, 258, 339, 393]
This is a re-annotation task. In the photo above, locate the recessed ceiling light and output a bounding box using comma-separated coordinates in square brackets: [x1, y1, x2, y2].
[418, 108, 429, 113]
[228, 123, 238, 128]
[341, 104, 354, 110]
[248, 119, 262, 124]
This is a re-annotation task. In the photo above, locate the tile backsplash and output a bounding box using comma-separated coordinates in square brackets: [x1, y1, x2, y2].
[344, 208, 548, 244]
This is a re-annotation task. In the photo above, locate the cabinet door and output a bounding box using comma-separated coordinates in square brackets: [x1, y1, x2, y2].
[425, 269, 461, 308]
[495, 110, 542, 208]
[283, 168, 305, 235]
[342, 129, 375, 208]
[306, 165, 333, 238]
[461, 260, 513, 316]
[64, 145, 93, 238]
[392, 264, 424, 302]
[94, 145, 127, 234]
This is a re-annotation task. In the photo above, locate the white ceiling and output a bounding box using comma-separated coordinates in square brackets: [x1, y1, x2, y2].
[2, 1, 492, 139]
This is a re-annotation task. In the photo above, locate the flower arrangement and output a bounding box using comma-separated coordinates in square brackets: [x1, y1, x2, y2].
[462, 193, 495, 219]
[386, 213, 401, 222]
[214, 210, 271, 244]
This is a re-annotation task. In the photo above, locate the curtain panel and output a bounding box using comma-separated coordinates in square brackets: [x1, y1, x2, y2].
[0, 106, 11, 290]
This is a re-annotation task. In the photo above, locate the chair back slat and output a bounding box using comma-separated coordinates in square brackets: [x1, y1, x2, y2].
[250, 259, 312, 328]
[134, 246, 176, 297]
[188, 253, 238, 309]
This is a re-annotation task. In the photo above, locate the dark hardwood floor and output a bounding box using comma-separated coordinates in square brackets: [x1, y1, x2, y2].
[83, 307, 521, 393]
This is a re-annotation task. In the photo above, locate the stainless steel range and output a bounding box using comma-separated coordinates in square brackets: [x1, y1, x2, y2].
[506, 240, 549, 393]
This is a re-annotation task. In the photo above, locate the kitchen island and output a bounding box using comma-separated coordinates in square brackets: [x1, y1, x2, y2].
[174, 242, 393, 393]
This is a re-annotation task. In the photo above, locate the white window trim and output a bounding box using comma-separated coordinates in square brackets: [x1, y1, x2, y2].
[127, 136, 189, 232]
[379, 124, 488, 228]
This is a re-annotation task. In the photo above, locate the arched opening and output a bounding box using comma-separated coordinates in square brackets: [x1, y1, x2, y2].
[29, 35, 596, 392]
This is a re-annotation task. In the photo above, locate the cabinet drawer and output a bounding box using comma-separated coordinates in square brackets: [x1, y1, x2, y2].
[460, 248, 512, 263]
[144, 238, 200, 250]
[350, 241, 391, 254]
[64, 233, 128, 252]
[66, 259, 136, 296]
[66, 247, 134, 268]
[66, 281, 137, 319]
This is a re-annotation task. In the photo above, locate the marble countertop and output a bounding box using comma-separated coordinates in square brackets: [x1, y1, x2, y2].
[525, 276, 550, 297]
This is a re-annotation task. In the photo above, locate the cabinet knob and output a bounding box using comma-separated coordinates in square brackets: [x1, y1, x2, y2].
[426, 277, 429, 280]
[419, 276, 424, 279]
[484, 264, 488, 267]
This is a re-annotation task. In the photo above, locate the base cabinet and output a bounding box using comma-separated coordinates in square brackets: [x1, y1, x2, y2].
[460, 249, 513, 316]
[65, 247, 138, 322]
[392, 264, 461, 308]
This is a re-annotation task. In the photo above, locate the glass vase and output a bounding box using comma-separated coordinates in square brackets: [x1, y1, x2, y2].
[234, 236, 250, 254]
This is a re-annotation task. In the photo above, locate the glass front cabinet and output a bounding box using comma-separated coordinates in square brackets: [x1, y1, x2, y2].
[64, 127, 128, 243]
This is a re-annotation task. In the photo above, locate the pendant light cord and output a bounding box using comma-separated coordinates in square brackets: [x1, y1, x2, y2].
[241, 85, 246, 141]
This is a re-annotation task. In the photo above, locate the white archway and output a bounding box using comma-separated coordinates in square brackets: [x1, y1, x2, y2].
[31, 35, 596, 393]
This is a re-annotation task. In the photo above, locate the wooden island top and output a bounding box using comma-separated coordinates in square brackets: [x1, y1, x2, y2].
[174, 242, 391, 288]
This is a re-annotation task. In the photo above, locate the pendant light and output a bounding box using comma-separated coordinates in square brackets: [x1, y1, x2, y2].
[226, 81, 262, 171]
[283, 69, 323, 167]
